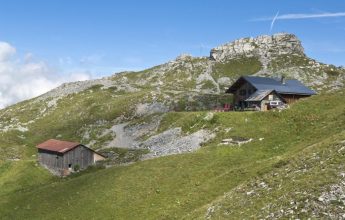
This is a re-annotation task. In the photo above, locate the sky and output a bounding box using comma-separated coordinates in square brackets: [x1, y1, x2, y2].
[0, 0, 345, 107]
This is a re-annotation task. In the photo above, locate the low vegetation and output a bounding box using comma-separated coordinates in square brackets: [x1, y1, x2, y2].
[212, 57, 262, 80]
[0, 89, 344, 219]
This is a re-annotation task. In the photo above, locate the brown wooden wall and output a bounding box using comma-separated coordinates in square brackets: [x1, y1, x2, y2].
[281, 94, 311, 104]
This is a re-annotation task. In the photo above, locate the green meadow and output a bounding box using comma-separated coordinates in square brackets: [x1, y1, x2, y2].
[0, 89, 344, 219]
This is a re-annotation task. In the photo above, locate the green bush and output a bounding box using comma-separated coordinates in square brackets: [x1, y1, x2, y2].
[73, 164, 80, 172]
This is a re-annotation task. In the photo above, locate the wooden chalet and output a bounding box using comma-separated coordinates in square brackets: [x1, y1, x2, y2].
[37, 139, 106, 176]
[226, 76, 316, 111]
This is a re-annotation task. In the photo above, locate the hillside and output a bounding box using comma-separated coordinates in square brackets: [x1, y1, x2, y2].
[0, 33, 345, 219]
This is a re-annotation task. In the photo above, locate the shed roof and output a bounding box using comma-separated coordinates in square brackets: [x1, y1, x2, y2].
[245, 90, 273, 101]
[37, 139, 80, 153]
[227, 76, 316, 96]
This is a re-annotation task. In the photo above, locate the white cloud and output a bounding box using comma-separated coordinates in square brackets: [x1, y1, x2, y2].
[24, 53, 34, 63]
[254, 12, 345, 21]
[0, 42, 16, 62]
[0, 41, 92, 109]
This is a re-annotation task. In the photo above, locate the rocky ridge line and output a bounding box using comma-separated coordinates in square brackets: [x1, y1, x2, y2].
[210, 33, 305, 65]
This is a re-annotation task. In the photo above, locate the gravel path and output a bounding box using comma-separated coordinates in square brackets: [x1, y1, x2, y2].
[107, 123, 138, 148]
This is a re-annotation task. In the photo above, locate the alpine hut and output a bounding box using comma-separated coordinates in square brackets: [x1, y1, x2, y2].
[226, 76, 316, 111]
[37, 139, 105, 176]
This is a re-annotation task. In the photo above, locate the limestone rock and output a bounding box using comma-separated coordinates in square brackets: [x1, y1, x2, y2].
[210, 33, 305, 63]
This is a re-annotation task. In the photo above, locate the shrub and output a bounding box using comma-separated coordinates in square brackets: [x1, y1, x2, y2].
[73, 164, 80, 172]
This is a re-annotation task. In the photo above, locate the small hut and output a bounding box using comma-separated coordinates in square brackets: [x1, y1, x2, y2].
[37, 139, 105, 176]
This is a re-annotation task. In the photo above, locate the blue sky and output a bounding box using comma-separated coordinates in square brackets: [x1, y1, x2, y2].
[0, 0, 344, 107]
[1, 0, 345, 72]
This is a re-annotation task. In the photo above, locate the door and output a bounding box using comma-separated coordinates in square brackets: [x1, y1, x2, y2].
[262, 103, 268, 111]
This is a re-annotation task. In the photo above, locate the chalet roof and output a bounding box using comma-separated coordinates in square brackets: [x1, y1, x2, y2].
[245, 90, 273, 101]
[37, 139, 80, 153]
[227, 76, 316, 96]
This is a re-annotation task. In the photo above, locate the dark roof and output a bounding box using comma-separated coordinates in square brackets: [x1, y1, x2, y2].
[245, 89, 286, 102]
[37, 139, 80, 153]
[245, 90, 273, 101]
[227, 76, 316, 96]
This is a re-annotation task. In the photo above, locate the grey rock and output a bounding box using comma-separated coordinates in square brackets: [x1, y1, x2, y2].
[210, 33, 304, 66]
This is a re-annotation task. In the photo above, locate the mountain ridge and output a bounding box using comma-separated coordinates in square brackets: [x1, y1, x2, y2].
[33, 32, 344, 105]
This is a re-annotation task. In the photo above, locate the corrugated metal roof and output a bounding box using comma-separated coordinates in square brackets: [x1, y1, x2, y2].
[243, 76, 316, 95]
[245, 90, 273, 101]
[37, 139, 80, 153]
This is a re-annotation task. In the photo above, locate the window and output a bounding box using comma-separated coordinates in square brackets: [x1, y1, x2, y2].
[68, 164, 72, 168]
[270, 101, 282, 106]
[239, 89, 246, 96]
[268, 95, 273, 101]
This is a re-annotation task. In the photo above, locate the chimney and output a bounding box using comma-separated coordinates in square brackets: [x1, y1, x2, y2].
[281, 76, 286, 85]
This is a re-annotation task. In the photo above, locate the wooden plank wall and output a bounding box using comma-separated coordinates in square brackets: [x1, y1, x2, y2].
[38, 149, 64, 173]
[281, 94, 310, 104]
[234, 82, 256, 105]
[62, 145, 94, 169]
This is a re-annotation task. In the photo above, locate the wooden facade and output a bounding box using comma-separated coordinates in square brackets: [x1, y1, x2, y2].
[280, 94, 308, 104]
[232, 81, 256, 108]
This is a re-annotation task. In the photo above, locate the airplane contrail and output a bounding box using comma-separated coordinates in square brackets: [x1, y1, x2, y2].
[254, 12, 345, 21]
[270, 11, 280, 32]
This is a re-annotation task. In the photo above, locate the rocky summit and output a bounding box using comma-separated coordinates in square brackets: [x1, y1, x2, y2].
[210, 33, 305, 63]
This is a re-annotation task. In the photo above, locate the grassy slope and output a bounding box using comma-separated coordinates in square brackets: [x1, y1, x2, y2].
[196, 131, 345, 219]
[0, 90, 344, 219]
[0, 87, 148, 204]
[0, 86, 147, 155]
[212, 57, 262, 80]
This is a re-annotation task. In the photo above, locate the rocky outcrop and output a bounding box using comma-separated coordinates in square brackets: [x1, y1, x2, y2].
[36, 74, 138, 101]
[210, 33, 305, 64]
[175, 53, 193, 61]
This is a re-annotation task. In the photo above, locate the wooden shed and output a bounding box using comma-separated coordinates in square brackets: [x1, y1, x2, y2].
[37, 139, 106, 176]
